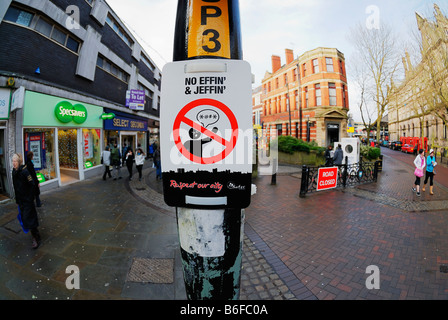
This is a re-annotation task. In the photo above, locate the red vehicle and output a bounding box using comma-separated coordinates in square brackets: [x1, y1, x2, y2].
[399, 137, 428, 154]
[401, 144, 415, 154]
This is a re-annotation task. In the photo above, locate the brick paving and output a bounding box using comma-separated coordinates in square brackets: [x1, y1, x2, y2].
[245, 147, 448, 300]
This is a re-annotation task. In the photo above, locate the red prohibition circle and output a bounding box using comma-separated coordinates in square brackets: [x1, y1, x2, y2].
[173, 98, 239, 164]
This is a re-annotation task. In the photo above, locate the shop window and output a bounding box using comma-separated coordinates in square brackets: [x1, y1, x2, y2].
[82, 129, 101, 169]
[24, 128, 57, 183]
[58, 129, 78, 169]
[137, 132, 146, 154]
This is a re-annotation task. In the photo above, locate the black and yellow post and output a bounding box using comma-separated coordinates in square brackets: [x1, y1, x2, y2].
[172, 0, 246, 300]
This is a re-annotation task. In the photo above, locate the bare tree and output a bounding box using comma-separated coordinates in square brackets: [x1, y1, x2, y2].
[349, 22, 401, 143]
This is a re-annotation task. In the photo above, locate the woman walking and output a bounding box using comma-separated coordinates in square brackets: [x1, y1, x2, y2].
[422, 149, 437, 195]
[12, 153, 41, 249]
[125, 148, 135, 180]
[135, 148, 145, 181]
[412, 149, 426, 197]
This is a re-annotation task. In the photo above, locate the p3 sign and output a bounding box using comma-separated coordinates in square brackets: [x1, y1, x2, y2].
[160, 59, 253, 209]
[188, 0, 231, 58]
[316, 167, 338, 191]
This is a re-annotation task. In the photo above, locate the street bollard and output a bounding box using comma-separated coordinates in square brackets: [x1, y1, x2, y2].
[271, 158, 277, 185]
[299, 165, 309, 198]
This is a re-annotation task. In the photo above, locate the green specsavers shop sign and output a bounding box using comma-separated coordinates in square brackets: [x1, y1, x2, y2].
[23, 91, 103, 128]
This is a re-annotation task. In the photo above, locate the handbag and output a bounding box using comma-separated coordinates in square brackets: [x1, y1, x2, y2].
[414, 167, 423, 177]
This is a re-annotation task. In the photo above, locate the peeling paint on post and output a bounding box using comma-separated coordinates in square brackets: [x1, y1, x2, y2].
[177, 208, 244, 299]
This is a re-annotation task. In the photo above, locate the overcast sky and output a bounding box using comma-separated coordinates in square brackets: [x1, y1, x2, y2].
[105, 0, 445, 121]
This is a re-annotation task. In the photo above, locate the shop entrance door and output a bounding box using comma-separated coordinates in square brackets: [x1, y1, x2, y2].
[327, 123, 340, 146]
[121, 134, 136, 153]
[58, 128, 80, 185]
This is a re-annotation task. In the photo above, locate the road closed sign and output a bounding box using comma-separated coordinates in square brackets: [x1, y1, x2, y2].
[316, 167, 338, 191]
[160, 59, 253, 209]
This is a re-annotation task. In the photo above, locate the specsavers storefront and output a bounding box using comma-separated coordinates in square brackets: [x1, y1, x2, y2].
[22, 91, 104, 189]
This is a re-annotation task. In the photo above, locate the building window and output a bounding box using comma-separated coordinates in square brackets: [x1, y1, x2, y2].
[305, 87, 309, 107]
[343, 85, 347, 108]
[106, 14, 133, 48]
[293, 68, 298, 82]
[32, 16, 81, 53]
[329, 83, 337, 106]
[312, 59, 319, 73]
[4, 6, 34, 27]
[303, 63, 307, 77]
[326, 58, 334, 72]
[275, 78, 279, 89]
[35, 18, 52, 37]
[315, 84, 321, 106]
[97, 55, 129, 83]
[276, 124, 282, 137]
[141, 54, 155, 71]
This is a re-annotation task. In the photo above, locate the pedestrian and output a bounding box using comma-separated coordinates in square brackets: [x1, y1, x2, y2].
[25, 151, 41, 207]
[333, 144, 343, 165]
[12, 153, 41, 249]
[122, 143, 128, 165]
[153, 144, 162, 180]
[324, 145, 333, 167]
[111, 143, 122, 180]
[101, 145, 112, 180]
[135, 148, 145, 181]
[422, 149, 437, 195]
[412, 148, 426, 197]
[125, 148, 134, 180]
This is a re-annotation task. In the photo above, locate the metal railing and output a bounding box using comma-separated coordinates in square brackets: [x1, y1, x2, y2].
[300, 156, 381, 197]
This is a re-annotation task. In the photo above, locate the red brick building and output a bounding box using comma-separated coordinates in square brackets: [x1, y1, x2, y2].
[256, 48, 349, 147]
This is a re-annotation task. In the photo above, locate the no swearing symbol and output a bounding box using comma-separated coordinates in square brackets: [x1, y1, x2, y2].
[173, 99, 238, 165]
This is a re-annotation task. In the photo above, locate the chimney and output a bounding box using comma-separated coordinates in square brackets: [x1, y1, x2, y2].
[272, 55, 281, 74]
[285, 49, 294, 65]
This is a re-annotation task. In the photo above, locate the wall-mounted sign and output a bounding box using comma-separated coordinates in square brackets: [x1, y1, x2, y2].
[23, 91, 103, 128]
[100, 112, 115, 120]
[104, 113, 148, 132]
[54, 101, 88, 124]
[0, 88, 11, 119]
[126, 89, 145, 110]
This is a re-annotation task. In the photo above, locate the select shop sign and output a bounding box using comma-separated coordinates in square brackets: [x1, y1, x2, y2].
[23, 91, 103, 128]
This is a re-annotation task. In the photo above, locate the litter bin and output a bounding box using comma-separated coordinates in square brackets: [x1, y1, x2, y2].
[377, 154, 383, 171]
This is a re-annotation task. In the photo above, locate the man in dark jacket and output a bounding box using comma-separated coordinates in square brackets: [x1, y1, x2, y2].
[12, 153, 41, 249]
[110, 143, 122, 180]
